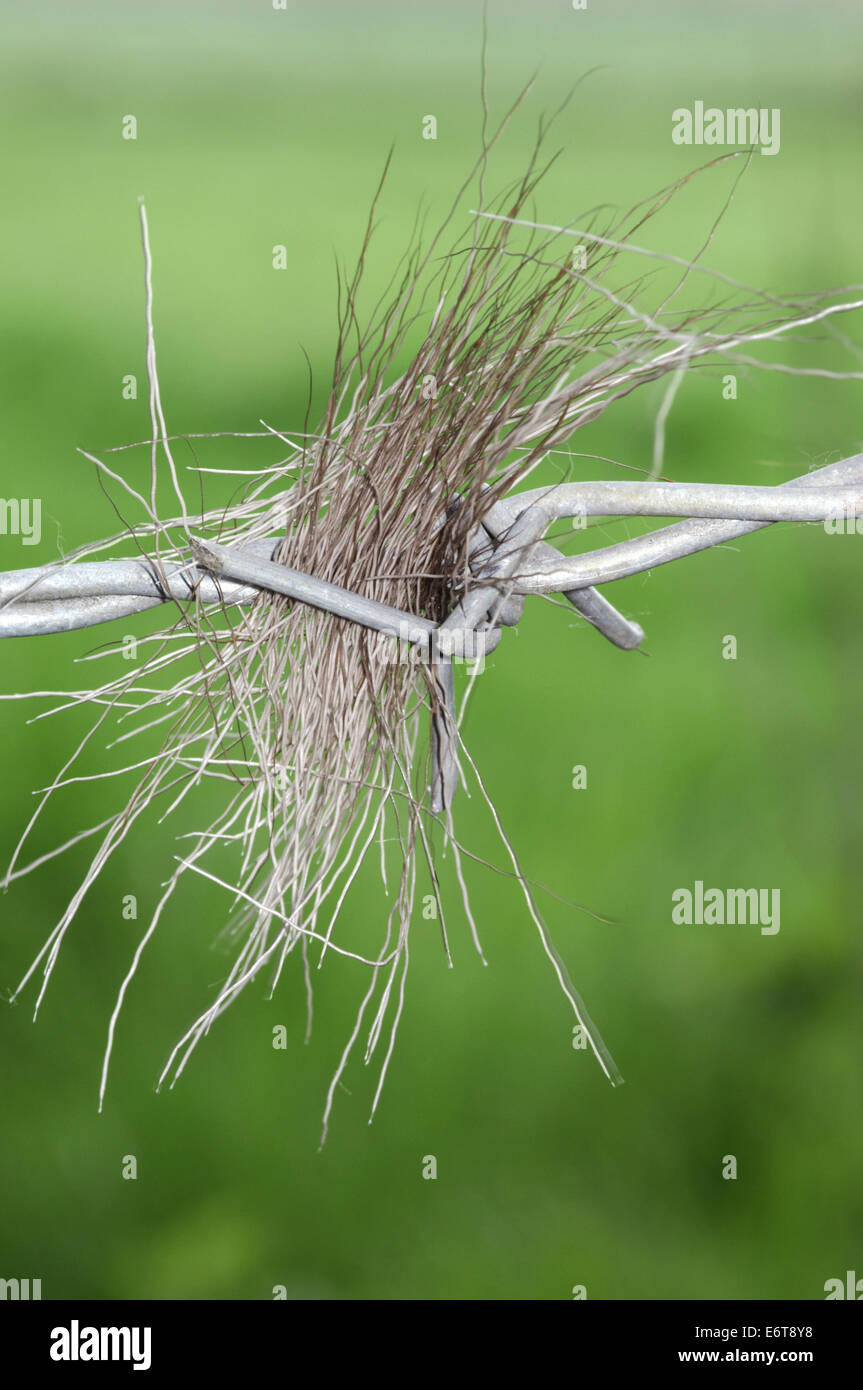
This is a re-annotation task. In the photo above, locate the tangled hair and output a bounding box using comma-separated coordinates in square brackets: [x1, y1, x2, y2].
[5, 85, 859, 1142]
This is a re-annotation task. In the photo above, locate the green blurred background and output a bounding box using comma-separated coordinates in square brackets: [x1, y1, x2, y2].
[1, 0, 862, 1300]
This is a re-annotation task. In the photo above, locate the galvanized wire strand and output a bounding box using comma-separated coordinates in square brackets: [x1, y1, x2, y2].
[0, 540, 279, 637]
[492, 453, 863, 594]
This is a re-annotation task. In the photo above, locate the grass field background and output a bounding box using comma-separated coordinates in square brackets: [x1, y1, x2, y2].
[0, 0, 861, 1299]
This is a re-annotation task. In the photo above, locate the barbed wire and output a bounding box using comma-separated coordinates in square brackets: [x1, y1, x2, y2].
[3, 452, 860, 812]
[2, 454, 860, 640]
